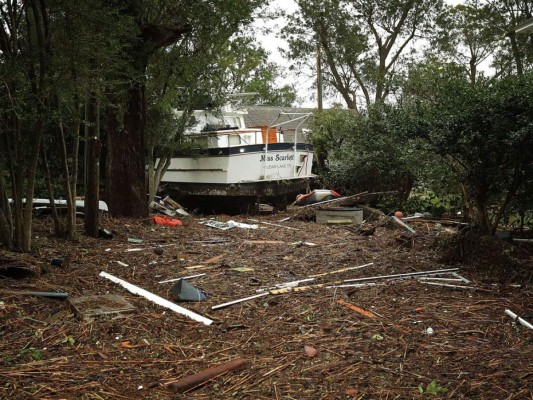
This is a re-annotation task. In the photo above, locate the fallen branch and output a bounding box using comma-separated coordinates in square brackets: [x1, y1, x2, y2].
[168, 358, 247, 393]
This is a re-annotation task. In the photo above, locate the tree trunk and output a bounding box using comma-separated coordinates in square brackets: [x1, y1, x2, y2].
[147, 153, 171, 204]
[106, 80, 148, 217]
[41, 142, 62, 235]
[21, 120, 44, 252]
[0, 175, 13, 250]
[508, 31, 523, 76]
[58, 118, 78, 240]
[85, 94, 101, 236]
[105, 19, 191, 217]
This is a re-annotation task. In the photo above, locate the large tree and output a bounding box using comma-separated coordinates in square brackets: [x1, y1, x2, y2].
[488, 0, 533, 76]
[105, 0, 266, 218]
[282, 0, 443, 111]
[431, 1, 503, 85]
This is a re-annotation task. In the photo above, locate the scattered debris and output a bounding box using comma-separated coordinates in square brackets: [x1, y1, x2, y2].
[505, 309, 533, 330]
[243, 240, 285, 245]
[212, 293, 269, 310]
[2, 290, 68, 299]
[152, 215, 183, 226]
[168, 358, 247, 393]
[391, 215, 416, 234]
[0, 254, 38, 279]
[170, 279, 207, 302]
[513, 238, 533, 244]
[68, 294, 136, 321]
[204, 253, 226, 264]
[337, 299, 376, 319]
[316, 207, 363, 225]
[159, 273, 206, 284]
[343, 268, 460, 284]
[99, 271, 213, 325]
[200, 220, 233, 230]
[227, 220, 258, 229]
[256, 278, 316, 293]
[127, 237, 143, 244]
[248, 220, 301, 230]
[50, 258, 67, 267]
[425, 327, 435, 335]
[98, 228, 114, 239]
[201, 219, 258, 230]
[304, 345, 318, 358]
[232, 267, 255, 273]
[294, 189, 341, 206]
[419, 281, 475, 290]
[309, 262, 373, 278]
[115, 261, 129, 267]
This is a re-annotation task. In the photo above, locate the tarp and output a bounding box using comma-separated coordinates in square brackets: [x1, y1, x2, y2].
[152, 215, 183, 226]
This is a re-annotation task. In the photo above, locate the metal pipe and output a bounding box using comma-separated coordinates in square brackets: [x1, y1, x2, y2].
[343, 268, 460, 283]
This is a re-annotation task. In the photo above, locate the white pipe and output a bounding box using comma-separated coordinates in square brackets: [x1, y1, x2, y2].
[419, 281, 474, 290]
[343, 267, 459, 283]
[158, 273, 206, 284]
[418, 277, 464, 282]
[325, 283, 379, 289]
[505, 309, 533, 330]
[452, 272, 471, 283]
[212, 292, 269, 310]
[256, 278, 316, 293]
[99, 271, 213, 326]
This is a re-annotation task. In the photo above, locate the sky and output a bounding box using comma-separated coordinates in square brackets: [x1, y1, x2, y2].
[254, 0, 466, 108]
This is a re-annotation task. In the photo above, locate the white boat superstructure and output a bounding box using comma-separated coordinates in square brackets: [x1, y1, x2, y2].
[160, 106, 315, 212]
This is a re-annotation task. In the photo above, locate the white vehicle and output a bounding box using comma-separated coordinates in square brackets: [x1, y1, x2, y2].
[160, 106, 315, 213]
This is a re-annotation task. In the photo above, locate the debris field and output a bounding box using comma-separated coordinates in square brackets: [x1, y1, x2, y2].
[0, 210, 531, 399]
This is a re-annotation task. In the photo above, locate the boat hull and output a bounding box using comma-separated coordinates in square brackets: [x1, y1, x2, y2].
[160, 143, 315, 212]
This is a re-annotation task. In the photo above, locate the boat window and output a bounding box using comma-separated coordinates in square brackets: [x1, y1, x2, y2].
[228, 135, 241, 146]
[224, 117, 242, 128]
[240, 134, 254, 145]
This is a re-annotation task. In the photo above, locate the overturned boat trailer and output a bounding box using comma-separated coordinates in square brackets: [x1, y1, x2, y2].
[160, 107, 315, 213]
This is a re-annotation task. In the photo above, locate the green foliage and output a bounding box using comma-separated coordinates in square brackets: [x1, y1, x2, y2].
[418, 379, 448, 396]
[431, 1, 503, 84]
[406, 190, 462, 217]
[313, 104, 425, 201]
[397, 72, 533, 232]
[17, 348, 42, 361]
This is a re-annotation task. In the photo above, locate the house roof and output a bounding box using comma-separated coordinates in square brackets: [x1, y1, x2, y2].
[243, 106, 316, 132]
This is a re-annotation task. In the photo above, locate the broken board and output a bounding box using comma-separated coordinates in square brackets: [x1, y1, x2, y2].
[68, 294, 136, 321]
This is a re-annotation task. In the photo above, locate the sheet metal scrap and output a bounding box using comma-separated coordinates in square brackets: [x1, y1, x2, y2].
[68, 294, 136, 321]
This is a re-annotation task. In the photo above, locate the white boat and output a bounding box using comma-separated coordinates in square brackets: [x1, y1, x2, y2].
[160, 106, 315, 212]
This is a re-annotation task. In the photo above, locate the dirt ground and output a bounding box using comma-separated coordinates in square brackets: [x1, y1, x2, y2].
[1, 208, 532, 399]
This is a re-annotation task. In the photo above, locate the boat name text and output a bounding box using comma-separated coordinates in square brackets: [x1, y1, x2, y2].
[260, 154, 294, 162]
